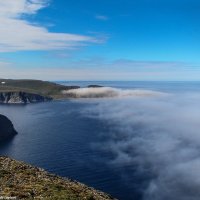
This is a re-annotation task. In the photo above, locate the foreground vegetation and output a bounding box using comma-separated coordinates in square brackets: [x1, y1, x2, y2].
[0, 156, 115, 200]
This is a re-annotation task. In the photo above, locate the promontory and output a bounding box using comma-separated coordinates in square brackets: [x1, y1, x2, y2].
[0, 79, 80, 104]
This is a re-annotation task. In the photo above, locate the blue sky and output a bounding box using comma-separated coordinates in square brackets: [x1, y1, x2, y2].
[0, 0, 200, 80]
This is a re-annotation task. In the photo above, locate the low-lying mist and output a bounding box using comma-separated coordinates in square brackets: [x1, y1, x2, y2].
[81, 91, 200, 200]
[63, 87, 166, 98]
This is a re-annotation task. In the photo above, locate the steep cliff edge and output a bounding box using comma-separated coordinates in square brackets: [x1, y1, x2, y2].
[0, 115, 17, 140]
[0, 79, 80, 101]
[0, 92, 52, 104]
[0, 156, 116, 200]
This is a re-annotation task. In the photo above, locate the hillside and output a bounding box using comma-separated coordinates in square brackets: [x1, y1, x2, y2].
[0, 79, 80, 99]
[0, 156, 115, 200]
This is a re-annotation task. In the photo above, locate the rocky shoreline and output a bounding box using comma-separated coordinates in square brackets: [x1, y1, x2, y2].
[0, 92, 52, 104]
[0, 79, 106, 103]
[0, 79, 80, 104]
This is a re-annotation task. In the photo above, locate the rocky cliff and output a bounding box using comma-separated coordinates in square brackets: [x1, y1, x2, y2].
[0, 92, 52, 104]
[0, 156, 116, 200]
[0, 115, 17, 141]
[0, 79, 80, 100]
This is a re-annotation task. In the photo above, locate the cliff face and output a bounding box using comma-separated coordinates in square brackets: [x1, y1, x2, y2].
[0, 79, 80, 100]
[0, 115, 17, 140]
[0, 92, 52, 104]
[0, 156, 115, 200]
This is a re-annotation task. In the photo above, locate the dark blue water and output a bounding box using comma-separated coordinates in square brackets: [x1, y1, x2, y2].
[0, 81, 200, 200]
[59, 80, 200, 93]
[0, 101, 136, 199]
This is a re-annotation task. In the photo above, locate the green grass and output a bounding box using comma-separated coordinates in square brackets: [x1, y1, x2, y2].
[0, 79, 79, 99]
[0, 156, 115, 200]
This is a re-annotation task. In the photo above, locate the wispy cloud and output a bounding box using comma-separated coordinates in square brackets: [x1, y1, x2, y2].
[0, 59, 200, 81]
[0, 0, 99, 52]
[95, 15, 109, 21]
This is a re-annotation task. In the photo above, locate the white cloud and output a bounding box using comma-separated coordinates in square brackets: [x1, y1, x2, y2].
[0, 0, 97, 52]
[1, 64, 200, 81]
[0, 0, 48, 17]
[95, 15, 109, 21]
[0, 58, 199, 81]
[63, 87, 166, 98]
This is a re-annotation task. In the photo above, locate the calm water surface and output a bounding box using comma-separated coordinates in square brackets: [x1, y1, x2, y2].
[0, 81, 200, 200]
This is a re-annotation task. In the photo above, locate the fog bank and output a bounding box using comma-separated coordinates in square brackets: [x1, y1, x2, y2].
[82, 92, 200, 200]
[63, 87, 166, 98]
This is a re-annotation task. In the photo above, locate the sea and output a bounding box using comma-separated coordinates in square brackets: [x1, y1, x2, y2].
[1, 81, 200, 200]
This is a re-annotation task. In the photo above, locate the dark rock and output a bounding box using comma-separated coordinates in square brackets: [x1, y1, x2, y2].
[64, 86, 80, 90]
[87, 85, 103, 88]
[0, 115, 17, 141]
[0, 92, 52, 104]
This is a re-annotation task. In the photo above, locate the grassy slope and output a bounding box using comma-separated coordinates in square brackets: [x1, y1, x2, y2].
[0, 156, 115, 200]
[0, 79, 79, 99]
